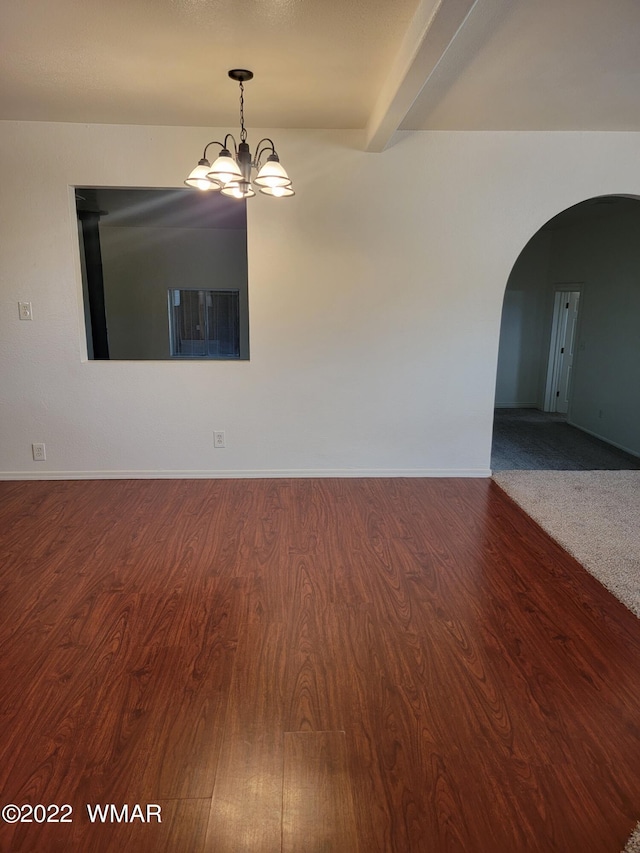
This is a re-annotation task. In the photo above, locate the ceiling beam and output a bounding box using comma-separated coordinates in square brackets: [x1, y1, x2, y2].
[365, 0, 479, 152]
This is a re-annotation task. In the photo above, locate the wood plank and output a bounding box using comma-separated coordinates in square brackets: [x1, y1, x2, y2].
[283, 731, 358, 853]
[78, 576, 248, 802]
[204, 611, 288, 853]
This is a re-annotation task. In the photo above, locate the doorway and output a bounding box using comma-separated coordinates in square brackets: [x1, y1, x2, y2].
[492, 194, 640, 471]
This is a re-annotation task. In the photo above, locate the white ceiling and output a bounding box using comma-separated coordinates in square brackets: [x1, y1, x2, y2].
[2, 0, 640, 150]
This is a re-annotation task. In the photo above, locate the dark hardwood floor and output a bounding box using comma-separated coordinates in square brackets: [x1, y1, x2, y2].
[1, 478, 639, 852]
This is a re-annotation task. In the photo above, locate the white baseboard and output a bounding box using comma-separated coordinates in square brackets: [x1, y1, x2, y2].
[0, 467, 492, 481]
[566, 422, 640, 460]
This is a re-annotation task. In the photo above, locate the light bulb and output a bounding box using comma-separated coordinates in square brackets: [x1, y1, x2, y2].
[259, 184, 295, 198]
[208, 151, 242, 186]
[185, 160, 220, 190]
[254, 157, 292, 189]
[221, 180, 256, 199]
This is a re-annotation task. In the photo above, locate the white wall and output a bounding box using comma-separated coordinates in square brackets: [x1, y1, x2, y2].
[2, 122, 640, 478]
[495, 230, 552, 408]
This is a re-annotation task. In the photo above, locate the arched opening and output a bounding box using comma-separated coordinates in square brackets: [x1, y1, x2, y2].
[492, 194, 640, 471]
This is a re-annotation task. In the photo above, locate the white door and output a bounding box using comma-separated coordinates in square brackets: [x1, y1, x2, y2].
[555, 292, 580, 413]
[545, 290, 581, 413]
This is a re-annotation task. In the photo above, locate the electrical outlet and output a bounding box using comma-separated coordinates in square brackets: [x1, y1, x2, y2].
[19, 302, 33, 320]
[214, 430, 226, 448]
[32, 443, 46, 461]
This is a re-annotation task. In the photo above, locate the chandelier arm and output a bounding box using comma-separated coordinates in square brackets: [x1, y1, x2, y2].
[254, 138, 277, 167]
[202, 141, 226, 160]
[223, 134, 238, 156]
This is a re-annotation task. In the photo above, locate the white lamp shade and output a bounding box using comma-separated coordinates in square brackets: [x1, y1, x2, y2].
[259, 184, 295, 198]
[221, 181, 256, 199]
[254, 159, 292, 188]
[208, 154, 243, 185]
[185, 162, 219, 190]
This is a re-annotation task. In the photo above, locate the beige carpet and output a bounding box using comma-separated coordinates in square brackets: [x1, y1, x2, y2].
[493, 470, 640, 853]
[493, 470, 640, 619]
[625, 824, 640, 853]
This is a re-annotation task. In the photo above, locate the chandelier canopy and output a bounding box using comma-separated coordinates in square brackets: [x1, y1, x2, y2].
[185, 70, 294, 199]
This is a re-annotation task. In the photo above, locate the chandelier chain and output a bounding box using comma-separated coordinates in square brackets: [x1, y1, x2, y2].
[239, 82, 247, 143]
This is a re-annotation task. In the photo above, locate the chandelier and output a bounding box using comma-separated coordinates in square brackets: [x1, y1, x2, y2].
[184, 70, 294, 199]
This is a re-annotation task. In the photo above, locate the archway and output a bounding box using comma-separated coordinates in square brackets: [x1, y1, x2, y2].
[491, 195, 640, 471]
